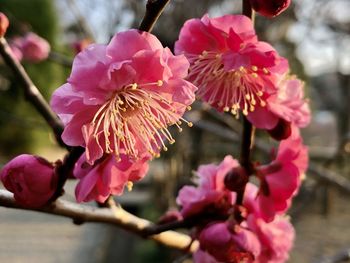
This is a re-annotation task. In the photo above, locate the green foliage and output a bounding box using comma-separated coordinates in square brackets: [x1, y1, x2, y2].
[0, 0, 67, 158]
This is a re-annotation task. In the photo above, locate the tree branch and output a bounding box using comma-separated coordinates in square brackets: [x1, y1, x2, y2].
[0, 37, 66, 148]
[139, 0, 171, 32]
[236, 0, 256, 206]
[0, 189, 198, 253]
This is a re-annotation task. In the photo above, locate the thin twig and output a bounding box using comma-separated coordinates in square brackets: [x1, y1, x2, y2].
[139, 0, 171, 32]
[0, 37, 66, 148]
[0, 190, 199, 252]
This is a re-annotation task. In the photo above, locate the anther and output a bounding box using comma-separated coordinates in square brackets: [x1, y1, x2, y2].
[252, 66, 258, 72]
[127, 181, 133, 192]
[157, 80, 163, 86]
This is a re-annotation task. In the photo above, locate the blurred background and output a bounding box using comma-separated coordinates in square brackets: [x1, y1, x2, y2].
[0, 0, 350, 262]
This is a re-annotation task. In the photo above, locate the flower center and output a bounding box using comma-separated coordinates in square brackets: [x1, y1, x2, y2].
[90, 81, 192, 161]
[187, 50, 268, 117]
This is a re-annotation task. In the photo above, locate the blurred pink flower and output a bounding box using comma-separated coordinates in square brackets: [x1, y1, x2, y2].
[175, 14, 288, 116]
[250, 0, 291, 18]
[247, 76, 311, 130]
[250, 215, 295, 263]
[8, 37, 24, 61]
[72, 38, 92, 54]
[74, 153, 149, 203]
[51, 29, 196, 165]
[256, 131, 308, 222]
[0, 154, 57, 208]
[20, 33, 50, 62]
[198, 221, 261, 263]
[176, 155, 237, 218]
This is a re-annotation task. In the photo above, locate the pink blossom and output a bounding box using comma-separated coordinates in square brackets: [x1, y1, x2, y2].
[20, 33, 50, 62]
[193, 249, 220, 263]
[175, 14, 288, 116]
[250, 216, 295, 263]
[256, 131, 308, 222]
[198, 221, 261, 263]
[244, 183, 295, 263]
[0, 154, 57, 208]
[250, 0, 291, 18]
[176, 156, 237, 218]
[51, 29, 196, 165]
[74, 153, 149, 203]
[247, 76, 311, 130]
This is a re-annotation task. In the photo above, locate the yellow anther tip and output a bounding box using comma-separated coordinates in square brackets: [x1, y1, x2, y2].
[157, 80, 163, 86]
[188, 122, 193, 127]
[127, 181, 133, 192]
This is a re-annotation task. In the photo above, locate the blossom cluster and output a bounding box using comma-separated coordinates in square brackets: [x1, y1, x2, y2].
[169, 13, 310, 263]
[175, 129, 307, 262]
[0, 5, 311, 262]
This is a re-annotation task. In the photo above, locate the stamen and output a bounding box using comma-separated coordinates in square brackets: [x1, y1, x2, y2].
[127, 181, 133, 192]
[188, 51, 267, 118]
[89, 81, 190, 161]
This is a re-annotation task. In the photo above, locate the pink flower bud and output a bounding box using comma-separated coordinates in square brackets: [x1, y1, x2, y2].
[250, 0, 291, 17]
[0, 13, 9, 37]
[21, 33, 50, 62]
[0, 154, 57, 208]
[157, 209, 183, 224]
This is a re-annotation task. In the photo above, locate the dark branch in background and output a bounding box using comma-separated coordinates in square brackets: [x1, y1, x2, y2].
[187, 113, 350, 194]
[0, 37, 66, 148]
[139, 0, 171, 32]
[235, 0, 256, 206]
[48, 51, 73, 68]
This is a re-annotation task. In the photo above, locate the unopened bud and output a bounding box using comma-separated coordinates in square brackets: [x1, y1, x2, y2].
[249, 0, 291, 18]
[157, 209, 183, 224]
[0, 13, 9, 37]
[267, 118, 291, 141]
[224, 166, 249, 192]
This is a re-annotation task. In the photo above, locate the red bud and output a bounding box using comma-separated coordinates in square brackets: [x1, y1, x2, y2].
[267, 118, 291, 141]
[224, 166, 249, 192]
[0, 13, 9, 37]
[249, 0, 291, 17]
